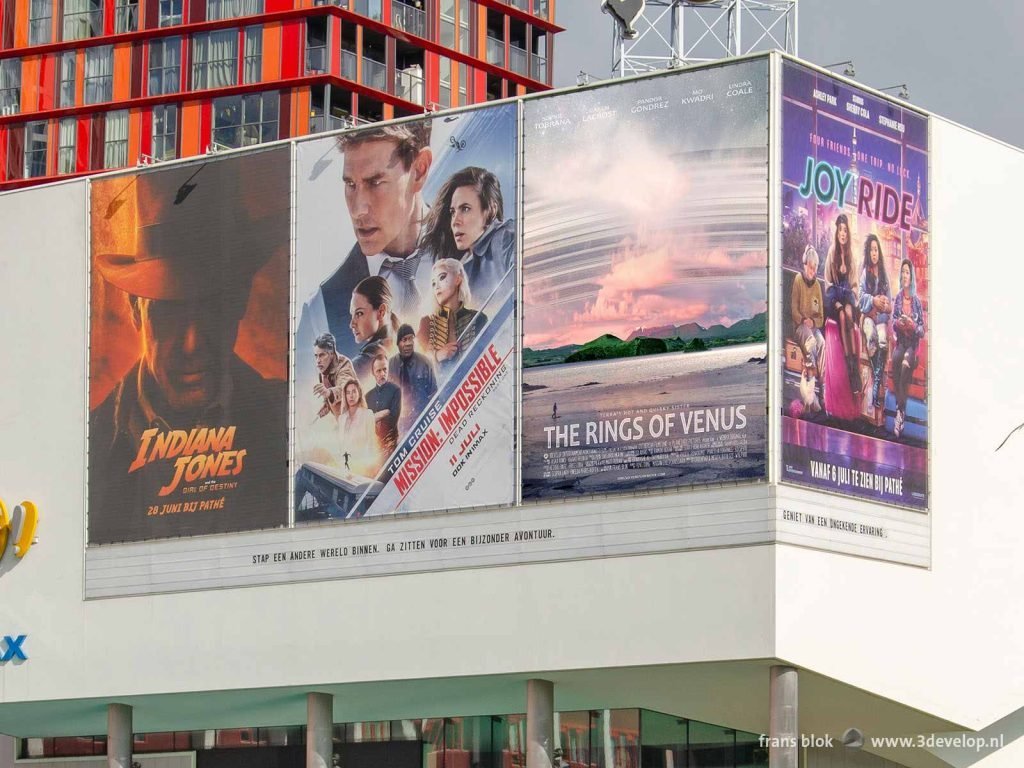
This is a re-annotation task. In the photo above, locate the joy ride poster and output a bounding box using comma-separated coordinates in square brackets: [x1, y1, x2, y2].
[521, 60, 769, 501]
[780, 60, 929, 510]
[294, 104, 517, 521]
[88, 149, 291, 544]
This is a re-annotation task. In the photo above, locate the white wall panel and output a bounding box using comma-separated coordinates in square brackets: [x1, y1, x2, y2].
[776, 117, 1024, 731]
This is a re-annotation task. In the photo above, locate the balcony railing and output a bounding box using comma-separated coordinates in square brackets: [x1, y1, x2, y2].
[306, 45, 327, 74]
[362, 56, 387, 91]
[508, 45, 527, 76]
[530, 53, 547, 82]
[341, 49, 357, 80]
[392, 1, 426, 38]
[309, 113, 352, 134]
[395, 67, 424, 105]
[352, 0, 382, 21]
[485, 36, 504, 67]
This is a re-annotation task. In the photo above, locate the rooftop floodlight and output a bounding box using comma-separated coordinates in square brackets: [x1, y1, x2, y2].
[880, 83, 910, 100]
[602, 0, 646, 39]
[824, 60, 856, 78]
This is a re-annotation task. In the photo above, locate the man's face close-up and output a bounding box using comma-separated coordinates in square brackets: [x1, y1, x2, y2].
[133, 294, 245, 412]
[314, 346, 333, 374]
[372, 358, 388, 386]
[398, 334, 415, 358]
[343, 139, 419, 257]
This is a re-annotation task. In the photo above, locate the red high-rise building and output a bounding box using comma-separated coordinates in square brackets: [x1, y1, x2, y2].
[0, 0, 559, 189]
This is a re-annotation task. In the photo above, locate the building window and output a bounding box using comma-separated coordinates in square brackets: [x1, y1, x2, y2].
[24, 120, 48, 178]
[28, 0, 52, 45]
[63, 0, 103, 40]
[438, 57, 451, 109]
[458, 61, 468, 105]
[458, 0, 470, 53]
[212, 91, 277, 149]
[58, 117, 76, 173]
[243, 26, 262, 84]
[207, 0, 261, 21]
[59, 50, 75, 106]
[352, 0, 382, 21]
[152, 103, 177, 160]
[159, 0, 182, 27]
[148, 37, 181, 95]
[440, 0, 454, 47]
[115, 0, 138, 32]
[0, 59, 20, 116]
[306, 17, 328, 74]
[104, 109, 128, 168]
[84, 46, 113, 104]
[192, 29, 238, 90]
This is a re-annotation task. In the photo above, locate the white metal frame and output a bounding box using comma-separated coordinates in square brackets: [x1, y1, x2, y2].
[611, 0, 798, 77]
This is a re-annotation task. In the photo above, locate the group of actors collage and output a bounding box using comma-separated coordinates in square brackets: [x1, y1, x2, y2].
[293, 104, 517, 516]
[787, 211, 926, 439]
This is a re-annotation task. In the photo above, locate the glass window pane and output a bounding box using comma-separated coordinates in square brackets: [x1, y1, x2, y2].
[640, 711, 687, 768]
[688, 720, 734, 768]
[590, 710, 639, 768]
[734, 729, 767, 768]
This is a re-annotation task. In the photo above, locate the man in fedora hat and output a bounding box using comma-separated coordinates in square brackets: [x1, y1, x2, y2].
[88, 152, 289, 546]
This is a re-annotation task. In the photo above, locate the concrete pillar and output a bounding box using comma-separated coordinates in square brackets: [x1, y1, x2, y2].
[526, 679, 554, 768]
[107, 703, 132, 768]
[769, 666, 798, 768]
[306, 692, 334, 768]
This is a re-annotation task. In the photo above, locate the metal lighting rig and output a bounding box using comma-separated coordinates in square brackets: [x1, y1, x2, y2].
[603, 0, 799, 77]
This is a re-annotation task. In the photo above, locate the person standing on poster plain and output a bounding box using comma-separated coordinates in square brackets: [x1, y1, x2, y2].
[301, 124, 433, 360]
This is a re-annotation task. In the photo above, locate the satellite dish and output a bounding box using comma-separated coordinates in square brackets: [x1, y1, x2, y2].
[602, 0, 645, 39]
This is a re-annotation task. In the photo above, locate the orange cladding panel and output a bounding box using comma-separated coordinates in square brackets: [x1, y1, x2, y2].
[113, 43, 132, 101]
[180, 100, 202, 156]
[291, 87, 309, 136]
[13, 0, 27, 48]
[262, 22, 282, 81]
[127, 108, 142, 164]
[75, 48, 85, 105]
[19, 56, 38, 112]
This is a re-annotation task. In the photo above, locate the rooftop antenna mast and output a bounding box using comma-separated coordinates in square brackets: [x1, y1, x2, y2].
[603, 0, 799, 78]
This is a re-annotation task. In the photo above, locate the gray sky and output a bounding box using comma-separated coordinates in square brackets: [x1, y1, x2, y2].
[554, 0, 1024, 148]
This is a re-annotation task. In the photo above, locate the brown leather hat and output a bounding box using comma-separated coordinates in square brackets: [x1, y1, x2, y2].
[92, 148, 289, 301]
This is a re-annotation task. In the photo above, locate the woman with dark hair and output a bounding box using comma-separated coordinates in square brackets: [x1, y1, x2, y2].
[890, 259, 924, 438]
[349, 275, 399, 382]
[337, 377, 378, 475]
[417, 258, 487, 376]
[825, 213, 860, 394]
[858, 233, 892, 411]
[420, 166, 515, 303]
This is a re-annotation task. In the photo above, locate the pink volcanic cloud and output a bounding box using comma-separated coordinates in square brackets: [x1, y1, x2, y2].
[524, 231, 766, 348]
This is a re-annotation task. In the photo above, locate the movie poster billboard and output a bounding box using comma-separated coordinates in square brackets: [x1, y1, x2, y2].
[294, 104, 517, 520]
[88, 148, 291, 544]
[522, 60, 769, 501]
[780, 60, 929, 510]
